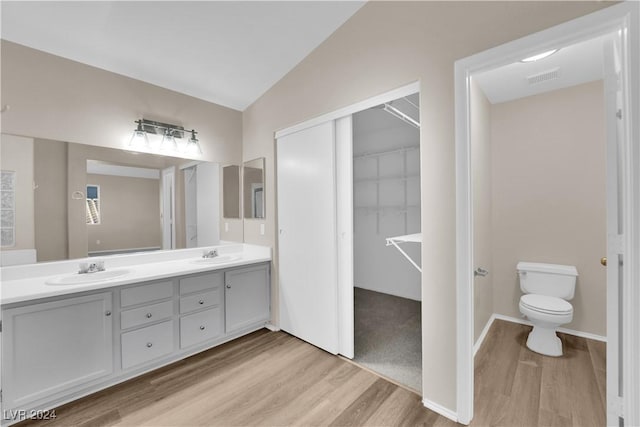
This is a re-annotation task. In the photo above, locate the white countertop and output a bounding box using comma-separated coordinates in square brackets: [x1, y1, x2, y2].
[0, 243, 271, 305]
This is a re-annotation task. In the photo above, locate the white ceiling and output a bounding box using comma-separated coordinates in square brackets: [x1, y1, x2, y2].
[474, 34, 608, 104]
[1, 1, 364, 111]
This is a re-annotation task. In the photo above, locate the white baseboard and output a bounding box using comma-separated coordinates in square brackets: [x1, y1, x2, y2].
[422, 398, 458, 422]
[265, 323, 280, 332]
[473, 314, 497, 356]
[492, 313, 607, 342]
[473, 313, 607, 356]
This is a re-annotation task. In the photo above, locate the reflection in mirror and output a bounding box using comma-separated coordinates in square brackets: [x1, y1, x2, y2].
[222, 165, 241, 219]
[85, 160, 162, 256]
[243, 157, 265, 219]
[1, 134, 224, 263]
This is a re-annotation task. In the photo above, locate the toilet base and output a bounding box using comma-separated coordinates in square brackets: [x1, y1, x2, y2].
[526, 325, 563, 357]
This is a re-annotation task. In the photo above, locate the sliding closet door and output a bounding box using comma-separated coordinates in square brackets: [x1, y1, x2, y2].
[277, 121, 339, 354]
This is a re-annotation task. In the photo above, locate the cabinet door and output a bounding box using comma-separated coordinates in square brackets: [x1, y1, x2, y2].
[224, 265, 270, 333]
[1, 292, 113, 409]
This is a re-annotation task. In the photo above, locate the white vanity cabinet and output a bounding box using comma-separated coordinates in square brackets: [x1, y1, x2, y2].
[119, 280, 175, 370]
[1, 292, 113, 411]
[0, 262, 270, 425]
[179, 272, 224, 348]
[225, 264, 270, 334]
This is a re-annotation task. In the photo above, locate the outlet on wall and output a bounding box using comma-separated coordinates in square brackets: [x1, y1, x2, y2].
[260, 223, 265, 235]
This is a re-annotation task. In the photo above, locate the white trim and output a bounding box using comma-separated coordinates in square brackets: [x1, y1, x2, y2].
[178, 160, 201, 170]
[473, 314, 496, 356]
[455, 3, 639, 425]
[264, 323, 280, 332]
[336, 115, 354, 359]
[422, 398, 458, 423]
[274, 81, 419, 139]
[492, 313, 607, 343]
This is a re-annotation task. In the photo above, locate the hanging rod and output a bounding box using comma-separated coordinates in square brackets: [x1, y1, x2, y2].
[403, 96, 419, 110]
[353, 145, 419, 159]
[382, 103, 420, 129]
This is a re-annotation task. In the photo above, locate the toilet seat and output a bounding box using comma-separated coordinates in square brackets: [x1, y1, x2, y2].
[520, 294, 572, 315]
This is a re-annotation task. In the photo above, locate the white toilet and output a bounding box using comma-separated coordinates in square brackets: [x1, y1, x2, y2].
[517, 262, 578, 357]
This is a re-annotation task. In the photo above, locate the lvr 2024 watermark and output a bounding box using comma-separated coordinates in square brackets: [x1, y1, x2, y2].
[3, 409, 57, 421]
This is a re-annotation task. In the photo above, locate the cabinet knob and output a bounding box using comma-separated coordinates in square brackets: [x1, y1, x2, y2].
[146, 313, 153, 318]
[199, 325, 206, 331]
[105, 311, 112, 316]
[226, 285, 231, 289]
[146, 342, 153, 348]
[198, 300, 204, 305]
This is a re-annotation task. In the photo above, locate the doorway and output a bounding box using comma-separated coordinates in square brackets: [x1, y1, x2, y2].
[351, 94, 422, 392]
[455, 3, 639, 425]
[275, 82, 422, 375]
[469, 33, 610, 425]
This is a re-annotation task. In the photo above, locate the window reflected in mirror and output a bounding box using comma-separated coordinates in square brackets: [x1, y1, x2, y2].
[86, 185, 100, 225]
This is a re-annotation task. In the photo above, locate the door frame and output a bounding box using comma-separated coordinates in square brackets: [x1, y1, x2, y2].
[454, 3, 639, 425]
[161, 166, 176, 250]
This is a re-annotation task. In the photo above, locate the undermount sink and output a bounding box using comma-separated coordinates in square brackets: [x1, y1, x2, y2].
[191, 255, 242, 265]
[46, 269, 132, 286]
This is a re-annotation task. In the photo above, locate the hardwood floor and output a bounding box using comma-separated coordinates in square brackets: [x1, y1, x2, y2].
[471, 319, 606, 427]
[17, 329, 455, 427]
[17, 320, 605, 427]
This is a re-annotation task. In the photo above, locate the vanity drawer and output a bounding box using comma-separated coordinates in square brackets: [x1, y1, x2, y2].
[121, 281, 173, 308]
[179, 272, 223, 295]
[180, 307, 223, 349]
[121, 300, 174, 330]
[179, 288, 221, 314]
[121, 320, 173, 370]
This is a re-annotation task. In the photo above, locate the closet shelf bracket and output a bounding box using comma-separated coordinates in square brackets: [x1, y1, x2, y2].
[385, 233, 422, 273]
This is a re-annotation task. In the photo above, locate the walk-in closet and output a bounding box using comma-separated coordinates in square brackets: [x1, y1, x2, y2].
[352, 94, 422, 391]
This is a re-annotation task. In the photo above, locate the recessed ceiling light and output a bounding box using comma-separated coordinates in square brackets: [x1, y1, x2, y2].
[520, 49, 559, 63]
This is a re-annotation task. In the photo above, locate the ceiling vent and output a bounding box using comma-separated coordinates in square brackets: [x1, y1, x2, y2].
[527, 67, 560, 85]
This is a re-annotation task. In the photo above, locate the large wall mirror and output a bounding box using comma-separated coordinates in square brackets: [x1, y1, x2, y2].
[243, 157, 265, 219]
[222, 165, 241, 219]
[1, 134, 231, 263]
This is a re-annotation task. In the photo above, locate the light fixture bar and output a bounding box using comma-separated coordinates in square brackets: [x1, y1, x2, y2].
[128, 118, 203, 157]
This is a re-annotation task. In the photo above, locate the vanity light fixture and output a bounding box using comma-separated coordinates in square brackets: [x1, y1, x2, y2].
[128, 120, 149, 149]
[128, 119, 202, 156]
[161, 128, 179, 153]
[520, 49, 559, 63]
[185, 130, 203, 156]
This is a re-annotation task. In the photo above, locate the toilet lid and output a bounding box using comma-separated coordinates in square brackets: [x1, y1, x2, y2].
[520, 294, 573, 315]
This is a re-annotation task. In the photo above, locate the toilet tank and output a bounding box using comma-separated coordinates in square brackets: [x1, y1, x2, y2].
[517, 262, 578, 300]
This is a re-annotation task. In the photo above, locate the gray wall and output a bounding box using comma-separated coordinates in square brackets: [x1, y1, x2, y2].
[34, 139, 68, 261]
[87, 174, 161, 253]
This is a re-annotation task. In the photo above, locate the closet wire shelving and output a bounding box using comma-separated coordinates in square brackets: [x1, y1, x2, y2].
[354, 145, 420, 234]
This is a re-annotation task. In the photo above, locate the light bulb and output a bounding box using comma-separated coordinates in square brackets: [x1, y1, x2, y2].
[161, 130, 178, 153]
[128, 120, 149, 148]
[185, 130, 202, 156]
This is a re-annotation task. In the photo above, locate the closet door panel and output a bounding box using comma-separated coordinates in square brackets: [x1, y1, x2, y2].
[276, 121, 339, 354]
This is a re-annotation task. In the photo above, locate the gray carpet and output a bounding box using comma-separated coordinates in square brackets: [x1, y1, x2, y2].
[353, 287, 422, 392]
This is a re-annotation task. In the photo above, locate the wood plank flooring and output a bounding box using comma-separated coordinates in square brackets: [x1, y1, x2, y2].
[17, 320, 605, 427]
[471, 319, 606, 427]
[17, 329, 455, 427]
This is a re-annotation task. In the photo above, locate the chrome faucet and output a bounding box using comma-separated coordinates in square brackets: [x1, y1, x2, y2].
[79, 260, 105, 274]
[202, 249, 219, 259]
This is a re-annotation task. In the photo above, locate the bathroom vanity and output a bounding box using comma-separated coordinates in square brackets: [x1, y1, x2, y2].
[0, 244, 271, 425]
